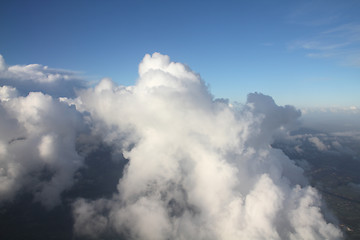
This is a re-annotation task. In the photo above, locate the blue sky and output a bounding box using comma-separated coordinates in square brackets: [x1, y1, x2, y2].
[0, 0, 359, 107]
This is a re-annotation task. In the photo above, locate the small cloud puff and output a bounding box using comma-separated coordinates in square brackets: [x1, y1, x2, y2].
[308, 136, 328, 151]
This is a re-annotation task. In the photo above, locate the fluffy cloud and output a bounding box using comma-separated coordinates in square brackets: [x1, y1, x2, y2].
[0, 54, 87, 98]
[0, 86, 84, 208]
[70, 53, 342, 239]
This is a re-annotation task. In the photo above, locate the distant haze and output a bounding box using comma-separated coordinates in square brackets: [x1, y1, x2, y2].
[301, 107, 360, 133]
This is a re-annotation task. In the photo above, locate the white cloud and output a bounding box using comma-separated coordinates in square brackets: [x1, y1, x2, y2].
[0, 55, 7, 72]
[0, 87, 84, 208]
[0, 54, 87, 98]
[70, 53, 342, 240]
[0, 85, 18, 101]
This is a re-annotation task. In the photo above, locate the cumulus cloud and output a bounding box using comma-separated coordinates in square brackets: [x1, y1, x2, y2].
[70, 53, 342, 240]
[0, 54, 87, 98]
[0, 86, 84, 208]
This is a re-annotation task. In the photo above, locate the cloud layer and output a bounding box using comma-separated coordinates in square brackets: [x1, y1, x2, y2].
[0, 54, 86, 98]
[0, 53, 342, 239]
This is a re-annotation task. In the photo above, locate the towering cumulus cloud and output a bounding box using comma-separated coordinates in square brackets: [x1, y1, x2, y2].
[71, 53, 342, 239]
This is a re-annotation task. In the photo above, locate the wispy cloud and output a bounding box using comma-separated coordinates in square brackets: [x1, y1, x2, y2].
[286, 0, 360, 67]
[322, 23, 360, 38]
[286, 1, 341, 27]
[291, 23, 360, 67]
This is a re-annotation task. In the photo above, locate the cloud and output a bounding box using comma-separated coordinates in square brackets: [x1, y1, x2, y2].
[0, 86, 84, 208]
[0, 85, 18, 101]
[308, 136, 328, 151]
[70, 53, 342, 240]
[0, 54, 87, 98]
[0, 52, 343, 239]
[272, 122, 360, 161]
[285, 0, 360, 66]
[246, 92, 301, 146]
[290, 23, 360, 67]
[286, 0, 349, 28]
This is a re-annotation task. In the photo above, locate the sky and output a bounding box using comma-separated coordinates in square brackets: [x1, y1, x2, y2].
[0, 0, 359, 107]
